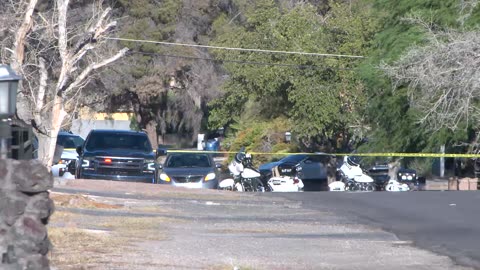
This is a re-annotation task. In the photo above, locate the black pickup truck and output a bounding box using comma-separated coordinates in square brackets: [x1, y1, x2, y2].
[74, 129, 159, 183]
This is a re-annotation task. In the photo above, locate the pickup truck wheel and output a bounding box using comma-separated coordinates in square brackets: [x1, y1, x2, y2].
[75, 168, 82, 179]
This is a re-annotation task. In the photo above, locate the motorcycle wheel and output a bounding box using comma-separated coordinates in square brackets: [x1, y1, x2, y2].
[234, 182, 244, 192]
[345, 181, 354, 191]
[353, 182, 362, 191]
[254, 178, 265, 192]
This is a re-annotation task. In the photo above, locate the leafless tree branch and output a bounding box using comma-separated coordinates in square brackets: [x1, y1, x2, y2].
[381, 27, 480, 133]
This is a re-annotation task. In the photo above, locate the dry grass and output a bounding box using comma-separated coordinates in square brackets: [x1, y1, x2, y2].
[48, 227, 117, 268]
[48, 208, 184, 268]
[49, 211, 83, 229]
[51, 193, 123, 209]
[98, 216, 182, 241]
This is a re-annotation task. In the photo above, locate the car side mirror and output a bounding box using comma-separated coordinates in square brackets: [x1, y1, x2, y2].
[156, 148, 167, 158]
[157, 164, 163, 170]
[76, 146, 83, 156]
[215, 163, 222, 169]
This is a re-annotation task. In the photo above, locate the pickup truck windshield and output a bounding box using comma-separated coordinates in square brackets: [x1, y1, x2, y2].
[57, 135, 84, 149]
[85, 133, 152, 152]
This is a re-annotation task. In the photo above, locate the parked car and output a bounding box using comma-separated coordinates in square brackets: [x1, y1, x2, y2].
[259, 153, 333, 191]
[366, 164, 390, 191]
[397, 168, 423, 190]
[158, 152, 221, 189]
[203, 138, 220, 151]
[51, 131, 85, 178]
[75, 129, 158, 183]
[367, 164, 423, 191]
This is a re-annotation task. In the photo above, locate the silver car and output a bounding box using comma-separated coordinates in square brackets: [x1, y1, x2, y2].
[158, 152, 221, 189]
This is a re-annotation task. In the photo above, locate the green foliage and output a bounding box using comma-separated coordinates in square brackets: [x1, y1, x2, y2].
[209, 1, 381, 150]
[223, 117, 296, 166]
[129, 114, 141, 131]
[359, 0, 480, 155]
[117, 0, 183, 78]
[110, 0, 480, 159]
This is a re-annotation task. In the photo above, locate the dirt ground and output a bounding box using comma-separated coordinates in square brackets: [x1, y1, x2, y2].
[48, 179, 472, 270]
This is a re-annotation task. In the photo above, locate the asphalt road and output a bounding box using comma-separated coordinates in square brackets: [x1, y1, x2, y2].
[276, 191, 480, 269]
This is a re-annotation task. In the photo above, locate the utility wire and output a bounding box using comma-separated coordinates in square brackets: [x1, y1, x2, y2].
[107, 37, 365, 59]
[128, 50, 354, 70]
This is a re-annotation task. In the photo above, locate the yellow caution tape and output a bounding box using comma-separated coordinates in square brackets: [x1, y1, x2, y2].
[165, 149, 480, 158]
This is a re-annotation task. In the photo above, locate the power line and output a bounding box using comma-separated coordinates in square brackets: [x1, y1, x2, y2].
[107, 37, 365, 59]
[128, 50, 355, 70]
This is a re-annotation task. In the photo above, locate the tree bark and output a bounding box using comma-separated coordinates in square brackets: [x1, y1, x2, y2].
[7, 0, 128, 169]
[12, 0, 38, 71]
[145, 121, 158, 149]
[388, 159, 402, 181]
[36, 96, 66, 168]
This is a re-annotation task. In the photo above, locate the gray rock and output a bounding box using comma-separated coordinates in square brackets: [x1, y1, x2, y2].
[0, 159, 53, 270]
[25, 192, 54, 222]
[11, 160, 53, 193]
[0, 193, 27, 226]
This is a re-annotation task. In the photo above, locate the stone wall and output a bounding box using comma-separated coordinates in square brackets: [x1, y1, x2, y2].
[0, 159, 54, 270]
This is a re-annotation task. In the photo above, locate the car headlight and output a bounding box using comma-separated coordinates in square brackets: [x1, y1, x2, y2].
[160, 173, 171, 182]
[204, 173, 216, 181]
[144, 159, 156, 171]
[82, 157, 94, 168]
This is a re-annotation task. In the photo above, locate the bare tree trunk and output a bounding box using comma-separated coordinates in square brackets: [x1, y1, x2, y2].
[11, 0, 39, 122]
[7, 0, 128, 169]
[36, 133, 52, 166]
[145, 121, 158, 149]
[388, 159, 402, 181]
[12, 0, 38, 71]
[327, 156, 337, 185]
[158, 134, 165, 145]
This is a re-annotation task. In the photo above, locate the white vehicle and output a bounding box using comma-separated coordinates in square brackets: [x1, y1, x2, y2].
[337, 156, 375, 191]
[328, 180, 346, 191]
[51, 150, 77, 178]
[223, 148, 265, 192]
[219, 147, 304, 192]
[385, 179, 410, 192]
[51, 131, 84, 178]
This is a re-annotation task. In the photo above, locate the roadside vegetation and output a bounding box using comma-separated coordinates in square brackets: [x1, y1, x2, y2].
[2, 0, 480, 169]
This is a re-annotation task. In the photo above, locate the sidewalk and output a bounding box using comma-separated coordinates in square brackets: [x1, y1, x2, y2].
[425, 178, 449, 191]
[425, 177, 479, 191]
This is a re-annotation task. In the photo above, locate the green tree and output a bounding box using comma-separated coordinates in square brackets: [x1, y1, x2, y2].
[359, 0, 480, 155]
[102, 0, 223, 147]
[209, 0, 380, 151]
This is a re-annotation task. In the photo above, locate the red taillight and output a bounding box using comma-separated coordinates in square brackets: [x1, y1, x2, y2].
[293, 177, 299, 184]
[104, 158, 112, 163]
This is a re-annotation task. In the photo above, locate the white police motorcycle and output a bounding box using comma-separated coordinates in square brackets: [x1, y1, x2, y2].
[219, 147, 304, 192]
[219, 147, 266, 192]
[385, 179, 410, 192]
[336, 156, 375, 191]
